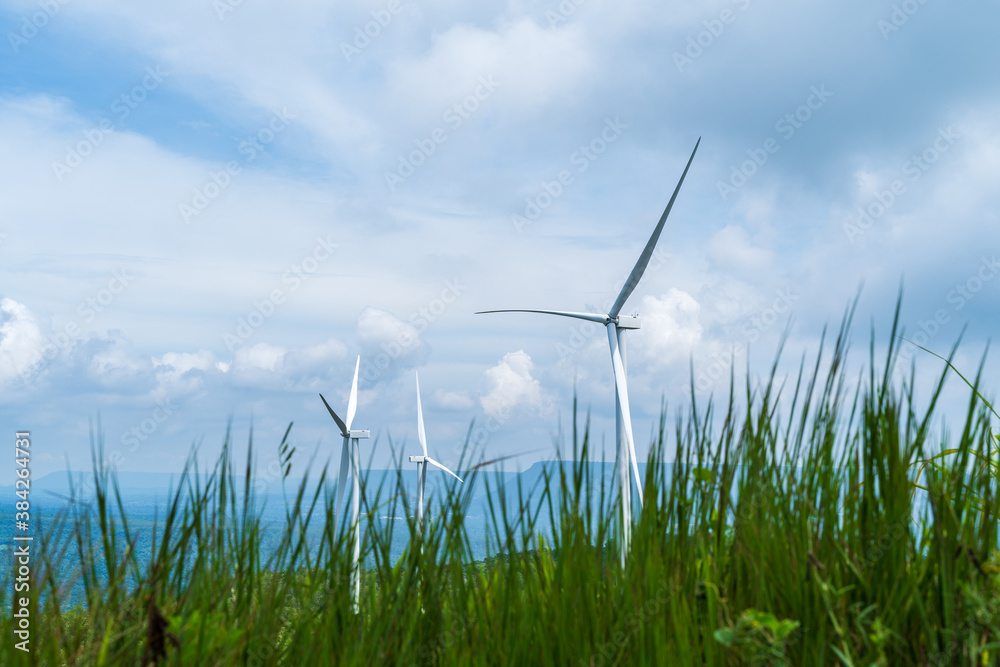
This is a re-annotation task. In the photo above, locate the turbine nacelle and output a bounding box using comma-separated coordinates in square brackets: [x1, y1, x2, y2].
[617, 315, 641, 329]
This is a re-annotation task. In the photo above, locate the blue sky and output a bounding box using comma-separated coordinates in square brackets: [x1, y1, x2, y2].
[2, 0, 998, 479]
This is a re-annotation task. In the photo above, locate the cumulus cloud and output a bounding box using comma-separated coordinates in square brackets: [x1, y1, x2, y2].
[480, 350, 545, 419]
[281, 338, 349, 378]
[233, 343, 285, 373]
[16, 330, 153, 399]
[0, 298, 45, 385]
[229, 338, 348, 390]
[633, 290, 702, 368]
[152, 350, 220, 399]
[86, 334, 149, 383]
[356, 307, 429, 383]
[0, 297, 153, 394]
[431, 388, 475, 411]
[385, 18, 593, 120]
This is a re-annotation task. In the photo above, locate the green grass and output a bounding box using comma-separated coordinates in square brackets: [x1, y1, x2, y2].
[2, 305, 999, 666]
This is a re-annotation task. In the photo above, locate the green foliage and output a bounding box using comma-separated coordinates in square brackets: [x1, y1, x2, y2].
[901, 337, 1000, 515]
[1, 304, 999, 665]
[713, 608, 801, 665]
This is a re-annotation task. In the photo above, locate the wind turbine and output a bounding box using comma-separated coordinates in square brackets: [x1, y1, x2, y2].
[319, 356, 370, 612]
[410, 371, 463, 526]
[477, 139, 700, 566]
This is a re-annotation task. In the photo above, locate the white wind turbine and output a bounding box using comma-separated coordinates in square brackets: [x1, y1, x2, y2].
[477, 139, 700, 566]
[410, 371, 463, 526]
[319, 356, 370, 612]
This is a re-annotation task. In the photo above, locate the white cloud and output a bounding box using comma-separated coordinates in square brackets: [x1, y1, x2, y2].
[480, 350, 544, 419]
[431, 388, 475, 411]
[233, 342, 286, 373]
[155, 350, 217, 374]
[225, 338, 350, 391]
[0, 298, 45, 385]
[356, 307, 428, 381]
[88, 338, 146, 378]
[385, 18, 593, 119]
[152, 349, 219, 398]
[633, 290, 702, 368]
[16, 1, 377, 151]
[282, 338, 349, 375]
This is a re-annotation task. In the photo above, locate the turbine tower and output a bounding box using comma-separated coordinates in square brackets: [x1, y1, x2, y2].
[410, 371, 463, 526]
[319, 356, 370, 612]
[477, 139, 700, 566]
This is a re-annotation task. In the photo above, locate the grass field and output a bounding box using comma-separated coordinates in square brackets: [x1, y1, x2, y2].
[2, 308, 999, 665]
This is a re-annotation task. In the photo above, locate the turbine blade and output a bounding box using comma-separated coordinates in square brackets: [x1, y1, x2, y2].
[415, 371, 428, 457]
[319, 393, 348, 437]
[346, 356, 360, 431]
[335, 437, 350, 531]
[607, 324, 644, 507]
[609, 138, 700, 319]
[425, 456, 464, 483]
[476, 309, 609, 324]
[628, 427, 643, 508]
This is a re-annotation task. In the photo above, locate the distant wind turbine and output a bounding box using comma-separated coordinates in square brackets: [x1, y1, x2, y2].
[477, 139, 700, 566]
[319, 356, 370, 612]
[410, 371, 463, 526]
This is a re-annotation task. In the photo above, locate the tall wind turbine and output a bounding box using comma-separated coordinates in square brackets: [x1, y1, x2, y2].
[410, 371, 463, 526]
[477, 139, 700, 566]
[319, 356, 370, 612]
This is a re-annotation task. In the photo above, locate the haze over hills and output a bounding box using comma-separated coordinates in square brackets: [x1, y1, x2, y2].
[5, 462, 632, 516]
[0, 461, 637, 609]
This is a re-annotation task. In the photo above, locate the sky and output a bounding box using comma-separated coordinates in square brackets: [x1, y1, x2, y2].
[1, 0, 998, 480]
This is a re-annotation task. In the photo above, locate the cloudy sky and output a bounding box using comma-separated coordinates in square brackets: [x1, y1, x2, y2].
[2, 0, 997, 479]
